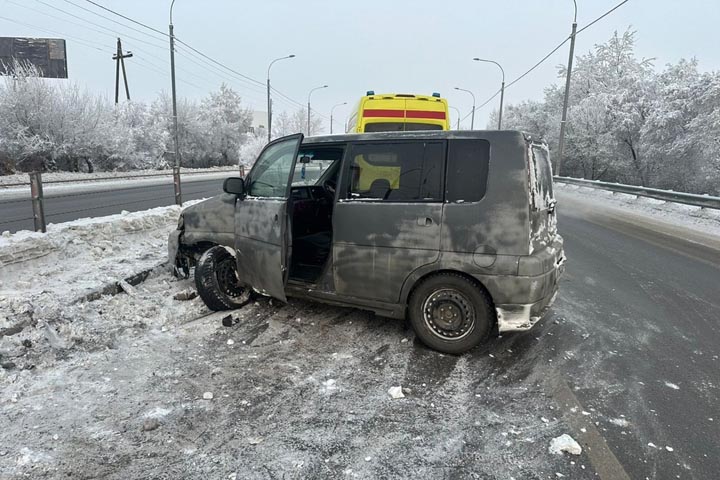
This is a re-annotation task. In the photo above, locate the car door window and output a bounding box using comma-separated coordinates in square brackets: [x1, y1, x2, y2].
[248, 139, 298, 197]
[346, 141, 444, 201]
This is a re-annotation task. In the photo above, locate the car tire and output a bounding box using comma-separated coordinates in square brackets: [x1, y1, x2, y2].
[408, 273, 494, 354]
[194, 246, 251, 311]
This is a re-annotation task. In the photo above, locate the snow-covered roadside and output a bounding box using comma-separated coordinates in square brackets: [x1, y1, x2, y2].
[555, 182, 720, 238]
[0, 201, 203, 353]
[0, 169, 236, 201]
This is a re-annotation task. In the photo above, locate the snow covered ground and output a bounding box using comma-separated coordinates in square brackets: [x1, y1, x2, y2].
[1, 186, 715, 479]
[0, 198, 595, 479]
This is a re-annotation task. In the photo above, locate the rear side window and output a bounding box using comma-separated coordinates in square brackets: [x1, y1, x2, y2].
[528, 144, 554, 209]
[346, 141, 444, 201]
[446, 139, 490, 203]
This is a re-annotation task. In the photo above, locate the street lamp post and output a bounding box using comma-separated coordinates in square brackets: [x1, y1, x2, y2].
[169, 0, 181, 205]
[330, 102, 347, 134]
[473, 57, 505, 130]
[449, 106, 461, 130]
[266, 54, 295, 142]
[556, 0, 578, 177]
[307, 84, 328, 135]
[454, 87, 476, 130]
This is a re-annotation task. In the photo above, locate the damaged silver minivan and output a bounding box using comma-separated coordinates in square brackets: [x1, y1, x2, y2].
[168, 131, 565, 354]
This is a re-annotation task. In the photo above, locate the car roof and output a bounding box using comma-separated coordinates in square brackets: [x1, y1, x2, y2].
[303, 130, 531, 145]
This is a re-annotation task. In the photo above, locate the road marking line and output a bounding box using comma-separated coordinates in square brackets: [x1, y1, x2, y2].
[548, 374, 632, 480]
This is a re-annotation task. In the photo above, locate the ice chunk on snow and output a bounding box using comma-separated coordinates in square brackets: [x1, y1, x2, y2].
[202, 392, 214, 400]
[549, 434, 582, 455]
[388, 386, 405, 399]
[609, 418, 630, 427]
[664, 382, 680, 390]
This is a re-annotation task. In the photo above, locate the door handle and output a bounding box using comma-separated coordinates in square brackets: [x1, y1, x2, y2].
[417, 217, 433, 226]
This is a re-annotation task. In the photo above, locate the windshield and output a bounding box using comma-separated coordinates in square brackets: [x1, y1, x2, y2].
[291, 147, 344, 186]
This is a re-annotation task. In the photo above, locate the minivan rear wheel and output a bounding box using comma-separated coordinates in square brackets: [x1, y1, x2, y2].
[194, 246, 251, 311]
[408, 273, 494, 354]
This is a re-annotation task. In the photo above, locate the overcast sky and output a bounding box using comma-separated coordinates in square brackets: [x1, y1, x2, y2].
[1, 0, 719, 132]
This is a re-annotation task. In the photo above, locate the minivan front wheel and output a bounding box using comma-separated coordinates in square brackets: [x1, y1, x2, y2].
[408, 273, 494, 354]
[194, 246, 251, 311]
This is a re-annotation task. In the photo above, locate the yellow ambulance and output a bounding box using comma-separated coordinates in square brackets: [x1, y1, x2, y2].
[346, 92, 450, 133]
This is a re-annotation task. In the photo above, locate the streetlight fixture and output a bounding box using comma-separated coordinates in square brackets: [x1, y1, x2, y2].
[307, 84, 328, 135]
[330, 102, 347, 134]
[448, 106, 461, 130]
[473, 57, 505, 130]
[556, 0, 578, 177]
[266, 54, 295, 142]
[169, 0, 181, 205]
[454, 87, 476, 130]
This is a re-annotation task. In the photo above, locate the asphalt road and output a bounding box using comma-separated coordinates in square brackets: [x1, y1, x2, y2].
[0, 178, 224, 233]
[540, 191, 720, 479]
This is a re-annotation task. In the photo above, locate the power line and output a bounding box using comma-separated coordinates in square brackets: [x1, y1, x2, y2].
[577, 0, 629, 34]
[173, 46, 268, 102]
[462, 0, 630, 121]
[74, 0, 311, 111]
[30, 0, 167, 51]
[173, 38, 265, 88]
[25, 0, 270, 103]
[82, 0, 167, 37]
[0, 14, 109, 53]
[60, 0, 166, 43]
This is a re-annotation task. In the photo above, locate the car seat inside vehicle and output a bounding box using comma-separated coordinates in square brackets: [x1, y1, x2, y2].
[288, 147, 343, 283]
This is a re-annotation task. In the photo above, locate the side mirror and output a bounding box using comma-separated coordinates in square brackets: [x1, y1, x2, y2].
[299, 155, 312, 164]
[223, 177, 245, 196]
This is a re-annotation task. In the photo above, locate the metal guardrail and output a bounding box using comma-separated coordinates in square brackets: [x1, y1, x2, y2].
[2, 167, 244, 233]
[0, 168, 240, 188]
[555, 176, 720, 210]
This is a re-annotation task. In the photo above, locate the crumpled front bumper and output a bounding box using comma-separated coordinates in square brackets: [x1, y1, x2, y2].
[167, 229, 190, 277]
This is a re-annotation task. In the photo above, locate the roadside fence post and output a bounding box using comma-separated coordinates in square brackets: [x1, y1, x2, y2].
[29, 172, 46, 233]
[173, 166, 183, 205]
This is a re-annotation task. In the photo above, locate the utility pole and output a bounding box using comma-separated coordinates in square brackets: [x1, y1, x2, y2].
[112, 38, 132, 104]
[307, 84, 328, 135]
[449, 106, 461, 130]
[556, 0, 578, 177]
[473, 58, 505, 130]
[330, 102, 346, 134]
[267, 55, 296, 142]
[454, 87, 476, 129]
[169, 0, 182, 205]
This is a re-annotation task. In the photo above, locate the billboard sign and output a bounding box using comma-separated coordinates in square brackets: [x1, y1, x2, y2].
[0, 37, 68, 78]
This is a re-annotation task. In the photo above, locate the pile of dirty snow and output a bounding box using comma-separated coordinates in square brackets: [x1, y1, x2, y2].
[0, 201, 204, 370]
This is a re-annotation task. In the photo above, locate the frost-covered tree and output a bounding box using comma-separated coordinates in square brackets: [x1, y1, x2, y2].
[272, 107, 323, 137]
[497, 28, 720, 194]
[199, 84, 253, 165]
[238, 133, 267, 168]
[0, 66, 257, 173]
